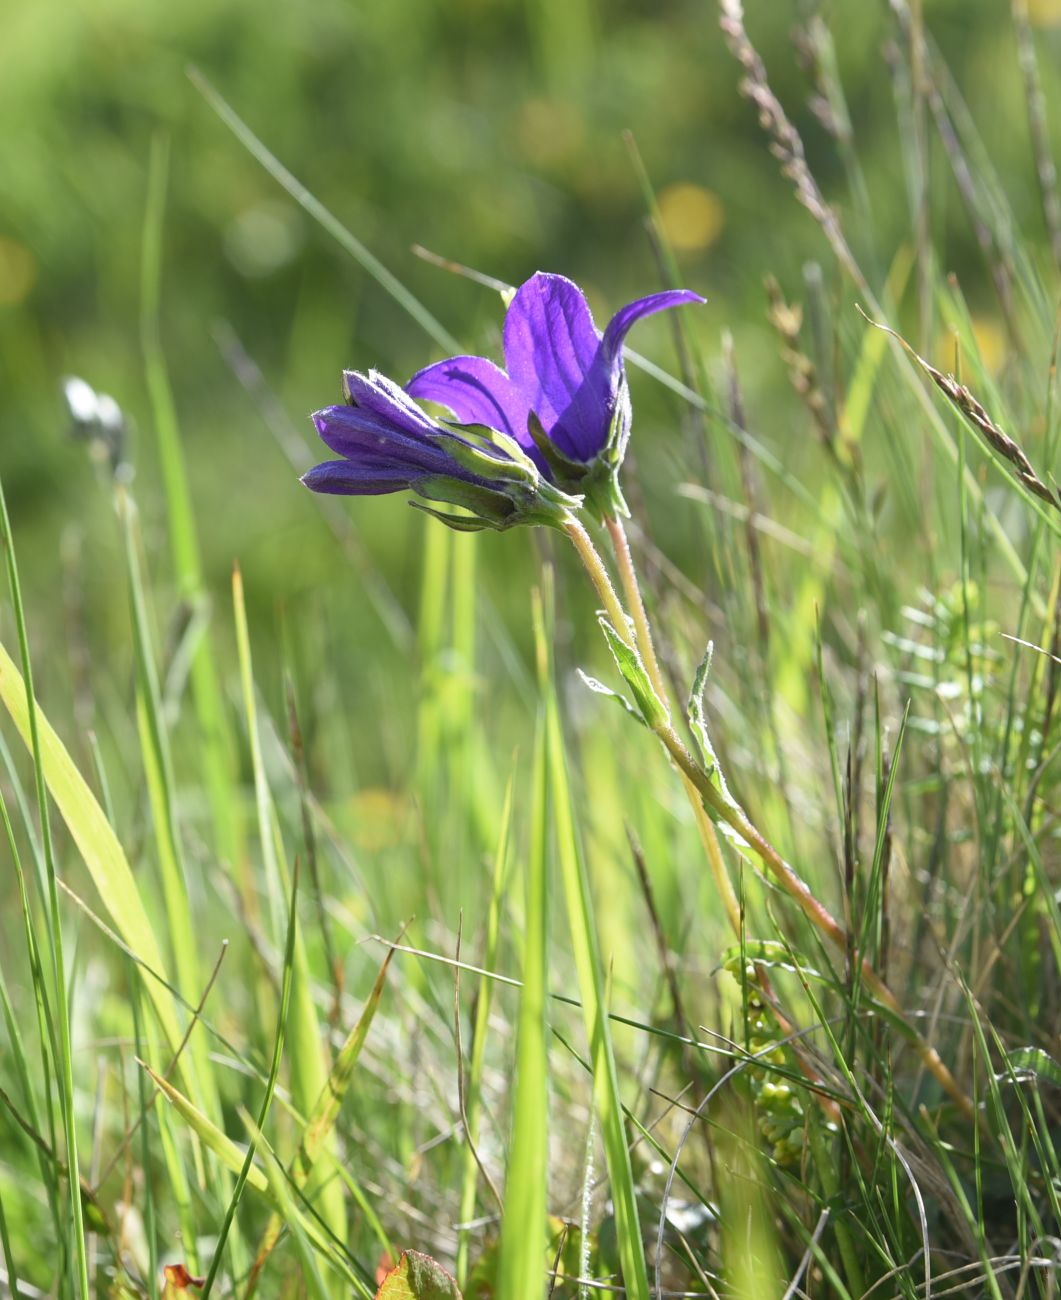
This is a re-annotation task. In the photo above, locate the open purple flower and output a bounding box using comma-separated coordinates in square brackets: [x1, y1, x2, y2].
[407, 272, 704, 517]
[302, 369, 580, 531]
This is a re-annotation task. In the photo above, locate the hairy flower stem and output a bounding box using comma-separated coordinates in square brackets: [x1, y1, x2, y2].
[604, 517, 668, 706]
[569, 515, 973, 1118]
[563, 518, 632, 640]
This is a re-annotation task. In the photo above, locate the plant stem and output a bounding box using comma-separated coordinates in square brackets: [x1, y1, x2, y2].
[563, 518, 632, 642]
[605, 516, 668, 705]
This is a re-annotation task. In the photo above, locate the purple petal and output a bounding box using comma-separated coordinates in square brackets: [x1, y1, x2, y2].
[600, 290, 706, 370]
[342, 369, 439, 437]
[407, 356, 532, 447]
[301, 459, 418, 496]
[312, 405, 455, 476]
[502, 273, 600, 432]
[553, 288, 705, 460]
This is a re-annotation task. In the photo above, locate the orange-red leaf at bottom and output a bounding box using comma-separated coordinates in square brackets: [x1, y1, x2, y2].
[163, 1263, 205, 1293]
[375, 1249, 462, 1300]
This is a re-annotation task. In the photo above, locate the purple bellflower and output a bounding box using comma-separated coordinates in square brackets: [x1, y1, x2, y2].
[302, 369, 581, 532]
[407, 272, 704, 517]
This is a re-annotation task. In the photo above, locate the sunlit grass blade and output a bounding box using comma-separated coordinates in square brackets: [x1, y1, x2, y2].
[249, 943, 396, 1287]
[119, 489, 217, 1122]
[140, 131, 242, 876]
[0, 639, 182, 1055]
[776, 244, 913, 713]
[200, 861, 299, 1297]
[143, 1062, 366, 1289]
[415, 519, 451, 856]
[456, 769, 513, 1289]
[232, 565, 346, 1247]
[496, 592, 551, 1300]
[141, 1065, 270, 1195]
[0, 476, 90, 1298]
[130, 967, 160, 1300]
[545, 652, 650, 1299]
[242, 1115, 333, 1300]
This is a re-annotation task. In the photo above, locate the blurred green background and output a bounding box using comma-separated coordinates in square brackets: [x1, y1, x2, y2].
[4, 2, 1061, 1287]
[3, 0, 1061, 707]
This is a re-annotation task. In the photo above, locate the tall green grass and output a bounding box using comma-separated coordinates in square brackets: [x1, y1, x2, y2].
[2, 4, 1061, 1298]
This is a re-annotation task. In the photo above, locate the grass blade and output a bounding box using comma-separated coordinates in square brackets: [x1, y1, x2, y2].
[545, 639, 650, 1300]
[249, 943, 396, 1288]
[140, 131, 242, 874]
[0, 477, 89, 1298]
[0, 639, 182, 1057]
[496, 590, 551, 1300]
[456, 770, 513, 1288]
[232, 565, 346, 1245]
[200, 862, 300, 1297]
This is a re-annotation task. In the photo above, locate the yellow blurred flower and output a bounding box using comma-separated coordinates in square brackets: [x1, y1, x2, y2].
[971, 314, 1006, 376]
[1028, 0, 1061, 26]
[0, 236, 36, 306]
[516, 97, 586, 168]
[347, 786, 406, 853]
[941, 317, 1008, 379]
[656, 183, 725, 253]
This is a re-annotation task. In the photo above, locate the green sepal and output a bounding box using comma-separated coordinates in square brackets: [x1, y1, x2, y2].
[526, 406, 630, 523]
[527, 411, 585, 478]
[598, 616, 668, 730]
[578, 457, 630, 522]
[415, 474, 518, 523]
[433, 426, 537, 485]
[408, 501, 495, 532]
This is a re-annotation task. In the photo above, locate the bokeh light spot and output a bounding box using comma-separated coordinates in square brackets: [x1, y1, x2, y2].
[224, 201, 304, 278]
[347, 787, 406, 853]
[1028, 0, 1061, 26]
[971, 315, 1006, 376]
[656, 183, 724, 253]
[0, 236, 37, 306]
[515, 97, 586, 168]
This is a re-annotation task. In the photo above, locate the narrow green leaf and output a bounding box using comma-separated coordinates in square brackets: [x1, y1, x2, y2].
[140, 129, 242, 878]
[598, 616, 666, 729]
[686, 644, 749, 850]
[1003, 1048, 1061, 1088]
[456, 771, 513, 1288]
[245, 1116, 333, 1300]
[251, 944, 396, 1283]
[143, 1066, 269, 1195]
[576, 669, 645, 726]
